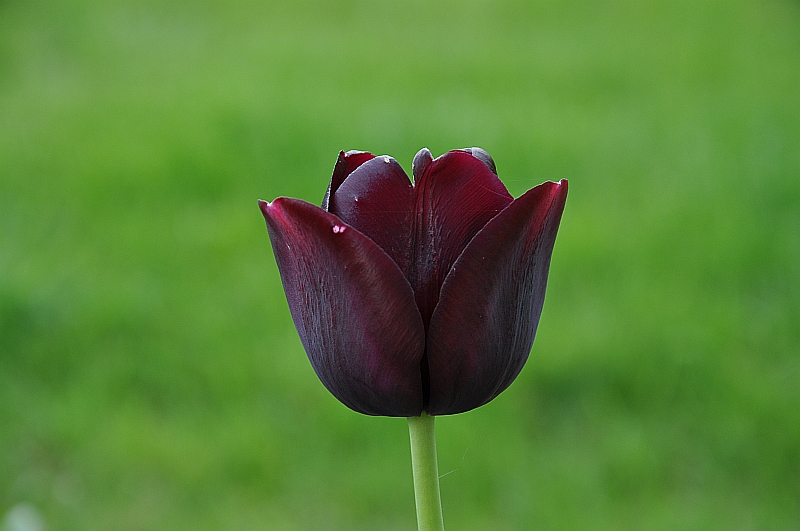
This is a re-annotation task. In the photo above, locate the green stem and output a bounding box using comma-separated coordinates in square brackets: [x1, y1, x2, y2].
[407, 413, 444, 531]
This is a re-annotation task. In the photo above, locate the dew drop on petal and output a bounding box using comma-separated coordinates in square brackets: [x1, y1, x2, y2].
[332, 225, 347, 234]
[383, 156, 391, 163]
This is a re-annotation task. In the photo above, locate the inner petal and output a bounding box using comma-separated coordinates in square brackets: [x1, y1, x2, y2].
[328, 156, 415, 274]
[322, 150, 376, 210]
[408, 149, 513, 328]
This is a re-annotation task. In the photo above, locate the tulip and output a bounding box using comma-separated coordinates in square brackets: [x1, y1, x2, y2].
[259, 148, 567, 417]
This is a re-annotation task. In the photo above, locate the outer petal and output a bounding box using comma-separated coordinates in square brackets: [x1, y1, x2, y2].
[327, 156, 414, 274]
[322, 150, 376, 210]
[409, 148, 514, 328]
[426, 180, 568, 415]
[260, 197, 424, 416]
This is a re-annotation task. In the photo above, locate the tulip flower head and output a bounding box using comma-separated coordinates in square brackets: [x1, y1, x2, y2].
[259, 148, 567, 417]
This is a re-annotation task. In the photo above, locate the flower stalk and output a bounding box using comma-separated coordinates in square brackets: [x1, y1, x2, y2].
[408, 413, 444, 531]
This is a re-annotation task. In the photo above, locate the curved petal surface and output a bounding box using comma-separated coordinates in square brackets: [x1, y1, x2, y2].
[322, 150, 376, 210]
[426, 180, 568, 415]
[328, 156, 414, 274]
[260, 197, 424, 416]
[409, 149, 514, 327]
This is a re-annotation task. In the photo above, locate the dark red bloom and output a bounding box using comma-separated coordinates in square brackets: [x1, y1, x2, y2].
[259, 148, 567, 416]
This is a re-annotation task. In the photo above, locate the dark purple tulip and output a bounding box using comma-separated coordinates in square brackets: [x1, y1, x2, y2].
[259, 148, 567, 416]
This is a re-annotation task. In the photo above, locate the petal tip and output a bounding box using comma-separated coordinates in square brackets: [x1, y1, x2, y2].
[344, 149, 373, 158]
[412, 148, 433, 181]
[461, 147, 497, 175]
[259, 197, 292, 221]
[554, 179, 568, 201]
[258, 199, 271, 217]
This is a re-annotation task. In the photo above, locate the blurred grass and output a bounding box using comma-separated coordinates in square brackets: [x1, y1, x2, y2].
[1, 0, 799, 529]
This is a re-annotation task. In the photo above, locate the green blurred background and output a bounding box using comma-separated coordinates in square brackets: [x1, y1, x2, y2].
[1, 0, 799, 529]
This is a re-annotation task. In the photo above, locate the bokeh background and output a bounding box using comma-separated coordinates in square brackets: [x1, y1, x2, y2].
[2, 0, 799, 529]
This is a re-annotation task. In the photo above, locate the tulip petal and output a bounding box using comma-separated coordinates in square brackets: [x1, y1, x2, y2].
[327, 156, 414, 274]
[426, 180, 568, 415]
[322, 150, 376, 210]
[409, 149, 514, 328]
[260, 197, 424, 416]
